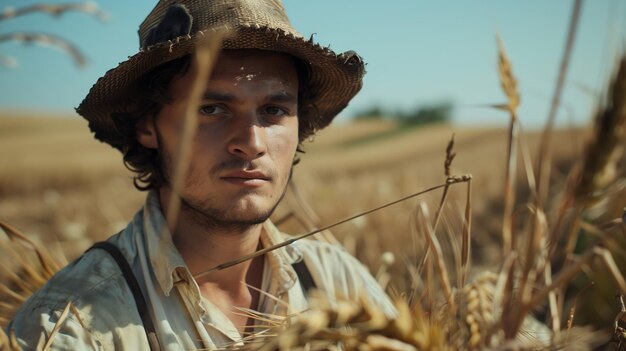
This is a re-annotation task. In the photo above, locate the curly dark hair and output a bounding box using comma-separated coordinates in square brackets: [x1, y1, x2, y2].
[110, 52, 313, 191]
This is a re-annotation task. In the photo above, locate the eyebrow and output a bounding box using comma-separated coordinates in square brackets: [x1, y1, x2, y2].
[202, 91, 235, 102]
[267, 92, 297, 104]
[201, 91, 298, 104]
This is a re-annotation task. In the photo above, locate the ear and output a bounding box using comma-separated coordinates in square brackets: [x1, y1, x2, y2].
[136, 115, 159, 149]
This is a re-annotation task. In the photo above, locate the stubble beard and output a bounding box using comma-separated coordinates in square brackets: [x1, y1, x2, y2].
[178, 185, 288, 233]
[155, 131, 294, 233]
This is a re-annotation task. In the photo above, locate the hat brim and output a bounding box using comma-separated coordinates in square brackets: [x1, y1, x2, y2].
[76, 25, 365, 146]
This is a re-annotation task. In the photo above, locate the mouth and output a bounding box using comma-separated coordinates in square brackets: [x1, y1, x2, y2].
[220, 170, 270, 187]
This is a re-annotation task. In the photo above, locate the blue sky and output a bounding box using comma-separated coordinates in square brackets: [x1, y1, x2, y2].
[0, 1, 625, 128]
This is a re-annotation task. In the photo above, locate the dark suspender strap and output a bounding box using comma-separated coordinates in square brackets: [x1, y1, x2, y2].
[88, 242, 161, 351]
[89, 242, 314, 346]
[291, 260, 317, 295]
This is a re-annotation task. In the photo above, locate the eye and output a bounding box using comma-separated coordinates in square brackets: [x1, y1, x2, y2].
[263, 105, 289, 117]
[199, 104, 227, 116]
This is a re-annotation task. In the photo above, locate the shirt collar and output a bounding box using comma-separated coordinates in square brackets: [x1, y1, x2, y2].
[142, 190, 188, 295]
[141, 190, 303, 296]
[260, 221, 301, 294]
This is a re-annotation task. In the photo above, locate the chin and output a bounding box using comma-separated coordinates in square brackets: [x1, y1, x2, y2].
[204, 206, 274, 229]
[228, 200, 276, 222]
[180, 194, 279, 228]
[228, 213, 272, 225]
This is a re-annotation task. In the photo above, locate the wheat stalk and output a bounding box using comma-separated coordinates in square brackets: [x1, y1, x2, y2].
[536, 0, 583, 207]
[0, 2, 108, 22]
[41, 302, 90, 350]
[416, 134, 459, 289]
[432, 134, 456, 230]
[0, 219, 65, 325]
[494, 34, 521, 258]
[460, 176, 472, 289]
[194, 176, 471, 280]
[0, 2, 108, 68]
[163, 30, 229, 231]
[0, 327, 20, 351]
[0, 32, 87, 67]
[416, 203, 455, 313]
[573, 55, 626, 204]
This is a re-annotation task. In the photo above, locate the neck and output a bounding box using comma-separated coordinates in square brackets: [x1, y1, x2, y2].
[158, 188, 264, 289]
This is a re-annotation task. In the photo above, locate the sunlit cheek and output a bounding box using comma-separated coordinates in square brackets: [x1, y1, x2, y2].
[267, 125, 299, 174]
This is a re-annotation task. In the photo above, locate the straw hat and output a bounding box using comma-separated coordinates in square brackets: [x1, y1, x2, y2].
[76, 0, 365, 147]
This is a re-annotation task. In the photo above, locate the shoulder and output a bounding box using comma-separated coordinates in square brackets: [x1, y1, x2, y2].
[295, 238, 367, 270]
[294, 239, 397, 317]
[13, 245, 126, 316]
[8, 232, 143, 349]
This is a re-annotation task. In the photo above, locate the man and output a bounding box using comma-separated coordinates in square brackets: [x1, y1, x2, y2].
[7, 1, 395, 349]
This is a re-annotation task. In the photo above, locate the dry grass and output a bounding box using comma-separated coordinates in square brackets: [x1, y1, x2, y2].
[0, 219, 65, 327]
[1, 42, 625, 351]
[0, 114, 586, 261]
[0, 113, 617, 349]
[3, 0, 625, 348]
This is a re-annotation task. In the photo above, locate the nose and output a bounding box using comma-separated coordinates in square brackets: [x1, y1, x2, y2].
[227, 118, 267, 160]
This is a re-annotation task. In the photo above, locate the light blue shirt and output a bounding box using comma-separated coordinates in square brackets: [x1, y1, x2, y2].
[7, 190, 396, 350]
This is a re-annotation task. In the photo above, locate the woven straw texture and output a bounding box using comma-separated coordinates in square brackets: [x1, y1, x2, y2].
[76, 0, 365, 146]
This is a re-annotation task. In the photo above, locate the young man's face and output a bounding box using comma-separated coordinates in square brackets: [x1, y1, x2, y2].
[138, 50, 300, 228]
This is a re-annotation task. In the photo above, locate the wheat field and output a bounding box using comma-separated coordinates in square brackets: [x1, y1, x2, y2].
[1, 45, 625, 350]
[0, 112, 586, 261]
[2, 104, 625, 349]
[2, 0, 626, 347]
